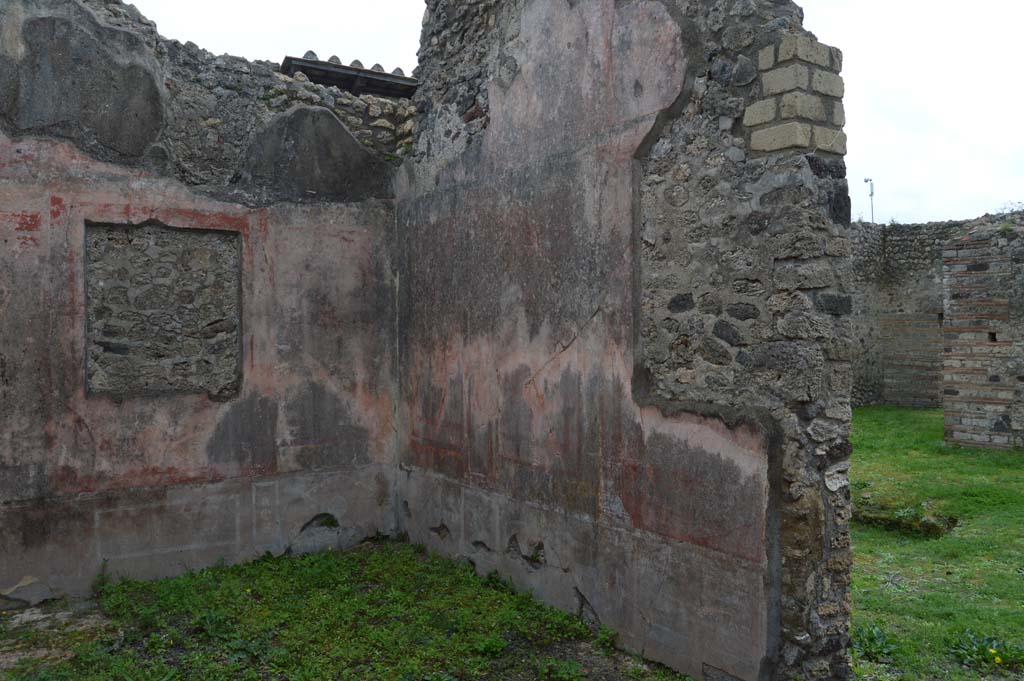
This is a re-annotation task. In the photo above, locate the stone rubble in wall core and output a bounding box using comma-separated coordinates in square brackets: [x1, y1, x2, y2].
[3, 0, 415, 201]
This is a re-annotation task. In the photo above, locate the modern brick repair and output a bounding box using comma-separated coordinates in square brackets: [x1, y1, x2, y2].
[0, 1, 856, 679]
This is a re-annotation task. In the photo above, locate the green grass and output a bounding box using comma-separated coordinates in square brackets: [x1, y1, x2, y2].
[851, 406, 1024, 680]
[0, 541, 690, 681]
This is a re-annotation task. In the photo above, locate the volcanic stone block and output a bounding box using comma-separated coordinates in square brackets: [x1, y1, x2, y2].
[780, 92, 826, 122]
[761, 63, 810, 96]
[778, 35, 832, 68]
[85, 222, 241, 399]
[811, 70, 845, 98]
[743, 98, 777, 127]
[750, 122, 812, 152]
[833, 101, 847, 126]
[813, 126, 848, 155]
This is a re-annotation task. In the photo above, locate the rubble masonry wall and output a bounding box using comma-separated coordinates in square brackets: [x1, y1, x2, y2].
[1, 1, 856, 679]
[397, 1, 852, 678]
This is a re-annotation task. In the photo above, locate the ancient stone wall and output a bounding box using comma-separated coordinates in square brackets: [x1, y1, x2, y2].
[849, 220, 965, 406]
[0, 0, 412, 203]
[262, 74, 417, 161]
[397, 1, 852, 679]
[0, 0, 400, 603]
[943, 215, 1024, 448]
[849, 215, 1024, 411]
[2, 1, 856, 678]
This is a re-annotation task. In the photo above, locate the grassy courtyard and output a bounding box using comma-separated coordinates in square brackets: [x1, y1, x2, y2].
[0, 542, 687, 681]
[850, 407, 1024, 679]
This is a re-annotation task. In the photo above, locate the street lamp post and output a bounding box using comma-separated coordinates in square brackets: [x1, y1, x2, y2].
[864, 178, 875, 223]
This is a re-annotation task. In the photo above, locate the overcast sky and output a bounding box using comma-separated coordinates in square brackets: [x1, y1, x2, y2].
[131, 0, 1022, 224]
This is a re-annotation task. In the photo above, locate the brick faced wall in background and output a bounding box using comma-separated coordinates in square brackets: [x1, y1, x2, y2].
[851, 220, 964, 407]
[943, 220, 1024, 448]
[851, 214, 1024, 418]
[879, 313, 945, 407]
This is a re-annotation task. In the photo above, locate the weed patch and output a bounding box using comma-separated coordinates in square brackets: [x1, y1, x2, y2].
[948, 631, 1024, 675]
[852, 502, 958, 538]
[534, 656, 585, 681]
[852, 624, 896, 663]
[1, 541, 692, 681]
[851, 407, 1024, 679]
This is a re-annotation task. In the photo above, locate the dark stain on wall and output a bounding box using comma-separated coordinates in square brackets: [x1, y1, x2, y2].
[207, 392, 279, 472]
[498, 365, 535, 472]
[10, 495, 96, 552]
[282, 383, 370, 470]
[0, 463, 47, 505]
[399, 162, 614, 352]
[235, 107, 393, 204]
[619, 430, 764, 562]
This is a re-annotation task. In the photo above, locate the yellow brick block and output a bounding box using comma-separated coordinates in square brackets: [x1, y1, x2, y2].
[751, 122, 812, 151]
[762, 64, 810, 95]
[743, 98, 777, 127]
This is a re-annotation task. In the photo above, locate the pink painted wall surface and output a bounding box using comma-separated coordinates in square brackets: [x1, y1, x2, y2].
[0, 131, 398, 598]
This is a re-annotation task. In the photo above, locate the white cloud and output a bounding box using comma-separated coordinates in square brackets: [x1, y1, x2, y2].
[128, 0, 424, 74]
[129, 0, 1023, 223]
[800, 0, 1024, 222]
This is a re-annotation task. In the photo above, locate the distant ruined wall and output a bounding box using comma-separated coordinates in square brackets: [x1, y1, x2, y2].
[850, 220, 964, 406]
[398, 1, 852, 679]
[0, 0, 401, 603]
[848, 222, 885, 403]
[850, 215, 1024, 413]
[943, 216, 1024, 448]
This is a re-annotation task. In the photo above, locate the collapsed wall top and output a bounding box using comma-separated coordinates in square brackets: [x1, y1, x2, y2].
[0, 0, 416, 205]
